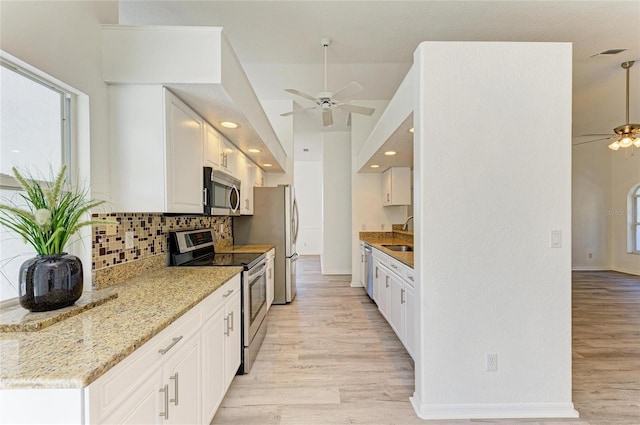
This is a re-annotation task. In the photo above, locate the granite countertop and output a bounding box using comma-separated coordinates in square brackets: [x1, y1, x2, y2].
[360, 232, 414, 268]
[0, 266, 242, 390]
[216, 244, 275, 254]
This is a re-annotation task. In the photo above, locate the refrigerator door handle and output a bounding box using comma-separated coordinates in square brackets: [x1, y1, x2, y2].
[293, 197, 300, 244]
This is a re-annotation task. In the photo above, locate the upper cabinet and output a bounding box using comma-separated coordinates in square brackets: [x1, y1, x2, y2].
[102, 25, 287, 173]
[204, 123, 221, 168]
[382, 167, 411, 206]
[110, 86, 204, 213]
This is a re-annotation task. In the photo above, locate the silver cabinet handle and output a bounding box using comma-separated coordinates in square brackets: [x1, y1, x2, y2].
[375, 267, 378, 278]
[203, 188, 208, 206]
[408, 276, 414, 282]
[223, 289, 233, 298]
[391, 263, 398, 270]
[229, 311, 234, 332]
[224, 315, 230, 336]
[158, 336, 183, 355]
[170, 372, 179, 406]
[268, 268, 272, 279]
[387, 193, 390, 202]
[385, 276, 389, 288]
[401, 288, 405, 304]
[159, 384, 169, 419]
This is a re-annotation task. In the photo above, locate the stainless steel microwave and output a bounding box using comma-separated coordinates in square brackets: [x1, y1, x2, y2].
[203, 167, 241, 216]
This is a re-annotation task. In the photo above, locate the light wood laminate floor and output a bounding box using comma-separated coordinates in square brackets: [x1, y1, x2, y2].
[212, 257, 640, 424]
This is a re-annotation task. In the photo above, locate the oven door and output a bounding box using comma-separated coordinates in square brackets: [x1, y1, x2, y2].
[243, 262, 267, 346]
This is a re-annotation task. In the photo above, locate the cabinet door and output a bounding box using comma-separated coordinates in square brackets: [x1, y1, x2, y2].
[389, 273, 404, 338]
[224, 290, 242, 388]
[377, 266, 391, 320]
[204, 123, 221, 168]
[220, 138, 236, 176]
[236, 152, 250, 215]
[165, 91, 204, 213]
[100, 367, 163, 425]
[163, 335, 201, 425]
[359, 243, 365, 287]
[382, 169, 392, 206]
[404, 283, 416, 360]
[201, 307, 226, 423]
[254, 166, 264, 187]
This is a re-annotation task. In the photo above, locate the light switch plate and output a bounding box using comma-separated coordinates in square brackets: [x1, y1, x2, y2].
[550, 230, 562, 248]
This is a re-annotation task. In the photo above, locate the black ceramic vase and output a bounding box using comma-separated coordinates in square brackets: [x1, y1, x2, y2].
[19, 253, 83, 312]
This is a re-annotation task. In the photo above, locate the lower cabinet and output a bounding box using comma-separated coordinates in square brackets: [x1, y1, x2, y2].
[87, 274, 241, 425]
[372, 249, 416, 360]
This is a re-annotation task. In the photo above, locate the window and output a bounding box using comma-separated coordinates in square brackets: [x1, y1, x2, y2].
[632, 184, 640, 254]
[0, 57, 73, 301]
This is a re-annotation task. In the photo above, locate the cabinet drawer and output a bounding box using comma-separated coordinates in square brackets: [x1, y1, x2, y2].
[201, 274, 241, 322]
[88, 305, 202, 422]
[403, 267, 415, 288]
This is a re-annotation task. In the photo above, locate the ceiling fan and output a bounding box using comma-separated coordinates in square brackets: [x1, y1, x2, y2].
[578, 61, 640, 150]
[280, 38, 375, 127]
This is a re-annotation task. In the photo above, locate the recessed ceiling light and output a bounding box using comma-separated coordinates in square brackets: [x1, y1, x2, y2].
[370, 164, 380, 168]
[589, 48, 627, 57]
[384, 151, 397, 156]
[263, 163, 272, 167]
[220, 121, 239, 129]
[408, 127, 414, 134]
[248, 148, 261, 153]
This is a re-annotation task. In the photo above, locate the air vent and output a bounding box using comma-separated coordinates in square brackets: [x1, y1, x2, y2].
[590, 49, 627, 57]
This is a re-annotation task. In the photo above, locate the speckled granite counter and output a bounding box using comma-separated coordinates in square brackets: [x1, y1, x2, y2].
[0, 266, 242, 389]
[360, 231, 414, 268]
[216, 244, 275, 254]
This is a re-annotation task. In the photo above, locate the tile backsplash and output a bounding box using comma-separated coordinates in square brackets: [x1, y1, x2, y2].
[91, 213, 232, 287]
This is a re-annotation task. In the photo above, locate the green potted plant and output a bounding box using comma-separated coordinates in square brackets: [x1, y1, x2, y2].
[0, 165, 112, 312]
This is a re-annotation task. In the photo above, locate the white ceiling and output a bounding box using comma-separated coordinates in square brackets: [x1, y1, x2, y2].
[120, 0, 640, 151]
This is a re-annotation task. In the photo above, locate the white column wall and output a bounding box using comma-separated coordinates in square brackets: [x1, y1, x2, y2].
[294, 157, 323, 255]
[412, 42, 576, 419]
[322, 131, 352, 274]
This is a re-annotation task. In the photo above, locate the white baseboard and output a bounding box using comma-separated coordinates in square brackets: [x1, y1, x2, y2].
[410, 397, 579, 420]
[571, 266, 608, 271]
[612, 267, 640, 276]
[350, 280, 363, 288]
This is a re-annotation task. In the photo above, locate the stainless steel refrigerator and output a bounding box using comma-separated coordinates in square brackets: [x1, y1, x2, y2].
[233, 185, 299, 304]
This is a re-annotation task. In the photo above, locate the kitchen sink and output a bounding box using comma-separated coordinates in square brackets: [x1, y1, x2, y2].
[381, 244, 413, 252]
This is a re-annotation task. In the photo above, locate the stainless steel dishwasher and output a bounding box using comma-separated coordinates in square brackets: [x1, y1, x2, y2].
[364, 243, 374, 301]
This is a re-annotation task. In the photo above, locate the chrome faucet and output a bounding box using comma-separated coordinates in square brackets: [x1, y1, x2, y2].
[403, 215, 414, 231]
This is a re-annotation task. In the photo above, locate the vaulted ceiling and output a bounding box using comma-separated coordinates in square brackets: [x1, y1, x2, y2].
[120, 1, 640, 145]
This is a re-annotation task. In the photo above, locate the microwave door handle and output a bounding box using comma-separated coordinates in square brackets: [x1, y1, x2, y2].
[231, 185, 240, 213]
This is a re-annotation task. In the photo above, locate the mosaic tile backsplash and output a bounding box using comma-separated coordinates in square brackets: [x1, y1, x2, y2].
[91, 213, 232, 271]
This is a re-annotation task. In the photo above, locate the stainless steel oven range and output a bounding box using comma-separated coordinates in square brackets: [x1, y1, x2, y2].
[168, 228, 267, 374]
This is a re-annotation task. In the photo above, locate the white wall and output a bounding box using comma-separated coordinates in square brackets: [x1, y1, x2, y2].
[412, 42, 576, 419]
[293, 133, 323, 255]
[611, 150, 640, 275]
[572, 142, 612, 270]
[260, 99, 294, 186]
[322, 131, 352, 274]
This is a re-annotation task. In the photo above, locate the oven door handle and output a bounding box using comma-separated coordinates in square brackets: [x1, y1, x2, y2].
[248, 263, 267, 282]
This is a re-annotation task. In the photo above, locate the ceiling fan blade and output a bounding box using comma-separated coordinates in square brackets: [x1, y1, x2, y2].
[285, 88, 320, 103]
[346, 112, 352, 127]
[337, 103, 376, 116]
[332, 81, 364, 101]
[581, 133, 616, 137]
[322, 109, 334, 127]
[280, 106, 317, 117]
[573, 137, 616, 146]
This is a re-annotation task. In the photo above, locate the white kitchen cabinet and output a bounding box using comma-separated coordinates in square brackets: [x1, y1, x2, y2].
[266, 248, 275, 309]
[382, 167, 411, 206]
[204, 122, 221, 168]
[254, 165, 265, 187]
[201, 278, 241, 424]
[110, 85, 204, 213]
[220, 137, 236, 176]
[359, 242, 365, 287]
[85, 275, 240, 425]
[372, 248, 415, 359]
[236, 151, 255, 215]
[161, 334, 201, 424]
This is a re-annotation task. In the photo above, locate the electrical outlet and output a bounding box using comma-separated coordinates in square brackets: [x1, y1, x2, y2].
[219, 224, 224, 234]
[588, 253, 593, 259]
[487, 353, 498, 372]
[381, 224, 385, 230]
[125, 231, 134, 249]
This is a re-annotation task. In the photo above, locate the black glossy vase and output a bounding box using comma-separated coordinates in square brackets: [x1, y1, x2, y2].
[19, 253, 83, 312]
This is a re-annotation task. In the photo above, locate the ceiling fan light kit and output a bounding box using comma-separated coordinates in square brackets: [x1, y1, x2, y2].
[607, 61, 640, 151]
[281, 38, 376, 127]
